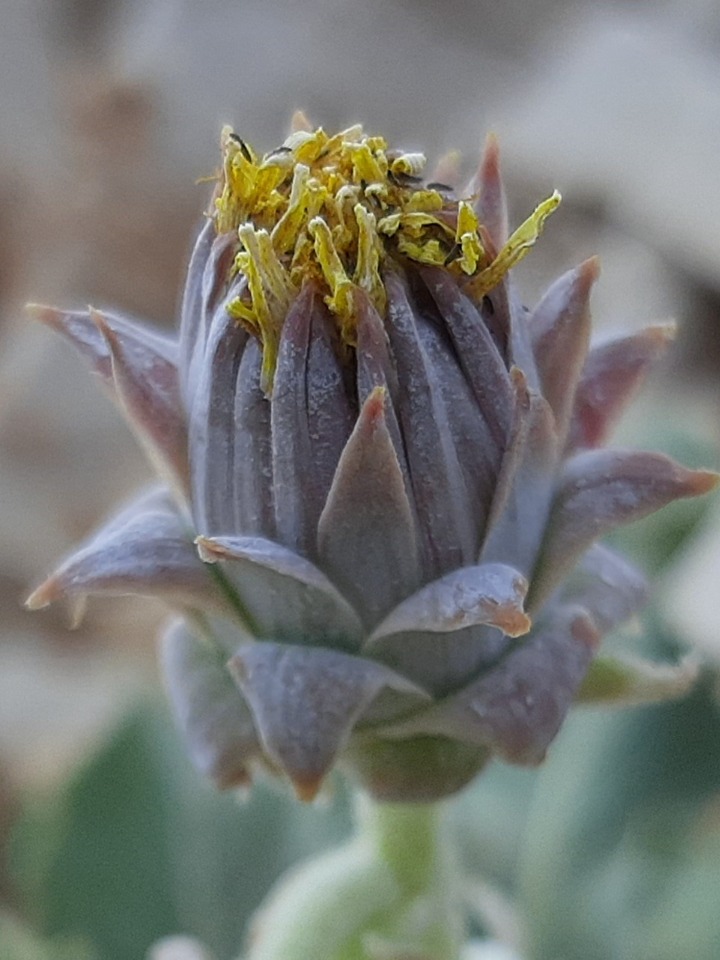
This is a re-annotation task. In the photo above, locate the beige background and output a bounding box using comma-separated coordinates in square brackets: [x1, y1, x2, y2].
[1, 0, 718, 808]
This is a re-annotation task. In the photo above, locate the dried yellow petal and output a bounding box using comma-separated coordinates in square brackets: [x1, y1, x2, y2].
[466, 191, 561, 298]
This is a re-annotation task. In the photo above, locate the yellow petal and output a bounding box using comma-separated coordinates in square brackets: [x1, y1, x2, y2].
[466, 190, 561, 298]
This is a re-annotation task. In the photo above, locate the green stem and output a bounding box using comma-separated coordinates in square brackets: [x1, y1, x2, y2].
[359, 796, 445, 896]
[358, 796, 463, 958]
[244, 793, 463, 960]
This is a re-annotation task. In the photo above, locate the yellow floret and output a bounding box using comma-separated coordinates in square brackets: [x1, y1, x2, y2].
[309, 217, 356, 342]
[456, 201, 485, 275]
[214, 122, 560, 388]
[466, 191, 562, 299]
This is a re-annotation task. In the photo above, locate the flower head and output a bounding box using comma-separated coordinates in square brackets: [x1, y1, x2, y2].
[27, 118, 718, 802]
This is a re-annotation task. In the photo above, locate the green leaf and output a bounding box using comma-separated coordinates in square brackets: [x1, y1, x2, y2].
[576, 654, 697, 706]
[9, 699, 353, 960]
[518, 667, 720, 960]
[10, 706, 183, 960]
[636, 809, 720, 960]
[0, 910, 95, 960]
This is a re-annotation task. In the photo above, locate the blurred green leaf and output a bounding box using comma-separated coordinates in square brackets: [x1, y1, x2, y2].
[167, 743, 353, 958]
[11, 706, 184, 960]
[451, 764, 537, 892]
[9, 699, 353, 960]
[636, 803, 720, 960]
[0, 910, 95, 960]
[518, 664, 720, 960]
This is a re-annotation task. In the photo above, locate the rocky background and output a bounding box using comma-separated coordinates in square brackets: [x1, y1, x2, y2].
[1, 1, 719, 958]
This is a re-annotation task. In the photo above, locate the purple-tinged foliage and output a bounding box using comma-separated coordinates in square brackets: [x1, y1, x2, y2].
[28, 123, 718, 802]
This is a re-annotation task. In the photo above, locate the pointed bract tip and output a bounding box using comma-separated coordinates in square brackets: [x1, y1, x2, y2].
[24, 576, 60, 610]
[645, 321, 677, 345]
[499, 607, 532, 638]
[89, 307, 116, 345]
[498, 571, 531, 637]
[572, 612, 601, 651]
[361, 385, 388, 427]
[688, 469, 720, 496]
[195, 535, 225, 564]
[25, 302, 66, 329]
[89, 308, 124, 363]
[480, 131, 501, 177]
[578, 653, 699, 706]
[291, 773, 325, 803]
[578, 255, 602, 290]
[290, 109, 312, 133]
[26, 577, 87, 627]
[509, 365, 530, 395]
[69, 594, 88, 629]
[508, 366, 531, 417]
[509, 365, 527, 388]
[213, 766, 252, 791]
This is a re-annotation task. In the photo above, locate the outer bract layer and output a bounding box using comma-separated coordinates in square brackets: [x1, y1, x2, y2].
[28, 120, 717, 802]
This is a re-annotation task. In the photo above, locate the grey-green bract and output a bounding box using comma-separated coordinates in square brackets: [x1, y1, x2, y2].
[27, 122, 717, 803]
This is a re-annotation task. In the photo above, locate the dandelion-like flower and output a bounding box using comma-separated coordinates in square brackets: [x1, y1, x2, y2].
[28, 116, 718, 802]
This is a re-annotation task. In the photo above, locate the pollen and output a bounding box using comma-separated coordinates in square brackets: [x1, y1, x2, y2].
[215, 123, 560, 391]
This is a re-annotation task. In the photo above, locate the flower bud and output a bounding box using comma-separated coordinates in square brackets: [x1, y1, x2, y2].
[28, 121, 718, 802]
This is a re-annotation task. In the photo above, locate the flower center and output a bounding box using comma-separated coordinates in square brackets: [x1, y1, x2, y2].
[213, 122, 560, 391]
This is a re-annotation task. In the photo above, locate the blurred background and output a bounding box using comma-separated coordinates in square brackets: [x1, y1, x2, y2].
[1, 1, 720, 958]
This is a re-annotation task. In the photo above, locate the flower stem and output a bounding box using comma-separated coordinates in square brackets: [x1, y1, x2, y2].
[358, 795, 464, 957]
[244, 792, 463, 960]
